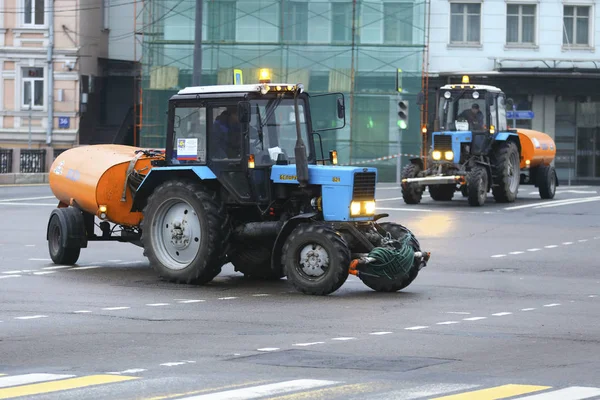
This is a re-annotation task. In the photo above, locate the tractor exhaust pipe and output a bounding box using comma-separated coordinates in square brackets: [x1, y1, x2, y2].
[293, 85, 309, 188]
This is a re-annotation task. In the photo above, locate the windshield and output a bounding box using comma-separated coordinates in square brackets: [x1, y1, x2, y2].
[438, 91, 489, 132]
[248, 98, 310, 166]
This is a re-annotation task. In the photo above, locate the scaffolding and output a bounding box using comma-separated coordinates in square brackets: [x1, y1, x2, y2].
[138, 0, 429, 180]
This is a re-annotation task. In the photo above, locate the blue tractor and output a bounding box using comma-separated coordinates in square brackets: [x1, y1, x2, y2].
[401, 77, 557, 207]
[45, 77, 431, 296]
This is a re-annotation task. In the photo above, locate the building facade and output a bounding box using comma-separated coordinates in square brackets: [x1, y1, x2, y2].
[139, 0, 428, 180]
[427, 0, 600, 184]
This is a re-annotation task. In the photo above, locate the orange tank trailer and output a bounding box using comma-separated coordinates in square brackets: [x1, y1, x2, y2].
[49, 145, 162, 227]
[516, 129, 556, 169]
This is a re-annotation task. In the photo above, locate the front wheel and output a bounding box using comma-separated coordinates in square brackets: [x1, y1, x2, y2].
[401, 163, 424, 204]
[467, 167, 488, 207]
[429, 184, 455, 201]
[282, 224, 350, 295]
[140, 180, 230, 285]
[359, 222, 421, 292]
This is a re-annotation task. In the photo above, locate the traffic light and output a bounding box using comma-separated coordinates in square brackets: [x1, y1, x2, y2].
[397, 100, 409, 130]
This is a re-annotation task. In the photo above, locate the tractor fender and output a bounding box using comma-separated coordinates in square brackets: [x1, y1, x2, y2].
[131, 166, 217, 212]
[409, 157, 424, 171]
[271, 212, 318, 274]
[47, 207, 88, 249]
[495, 132, 522, 155]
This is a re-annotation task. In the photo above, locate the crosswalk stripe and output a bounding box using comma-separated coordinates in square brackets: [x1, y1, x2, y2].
[367, 384, 482, 400]
[513, 387, 600, 400]
[0, 374, 75, 388]
[175, 379, 339, 400]
[431, 384, 551, 400]
[265, 383, 373, 400]
[0, 374, 137, 399]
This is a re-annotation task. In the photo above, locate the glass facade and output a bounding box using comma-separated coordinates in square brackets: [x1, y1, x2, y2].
[140, 0, 427, 180]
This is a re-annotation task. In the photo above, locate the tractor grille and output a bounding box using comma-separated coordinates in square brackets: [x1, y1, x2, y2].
[433, 135, 452, 152]
[353, 172, 376, 201]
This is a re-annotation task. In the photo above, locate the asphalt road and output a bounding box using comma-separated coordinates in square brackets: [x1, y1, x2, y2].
[0, 183, 599, 399]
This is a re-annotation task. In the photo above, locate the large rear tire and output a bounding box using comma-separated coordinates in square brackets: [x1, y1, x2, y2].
[428, 184, 455, 201]
[47, 207, 85, 265]
[491, 142, 520, 203]
[282, 224, 350, 295]
[229, 239, 283, 280]
[359, 222, 421, 293]
[401, 163, 423, 204]
[467, 167, 488, 207]
[538, 165, 557, 199]
[141, 180, 230, 285]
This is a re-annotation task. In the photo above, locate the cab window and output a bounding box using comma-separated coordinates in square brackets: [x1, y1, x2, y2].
[171, 106, 207, 164]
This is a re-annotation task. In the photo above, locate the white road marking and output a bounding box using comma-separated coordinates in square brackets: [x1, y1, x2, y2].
[0, 373, 75, 388]
[293, 342, 325, 347]
[405, 326, 428, 330]
[42, 266, 72, 270]
[436, 321, 459, 325]
[578, 239, 588, 242]
[589, 295, 597, 298]
[521, 308, 537, 311]
[15, 315, 47, 320]
[509, 251, 524, 255]
[108, 259, 122, 262]
[0, 275, 21, 279]
[383, 383, 482, 400]
[445, 312, 471, 315]
[117, 261, 142, 265]
[491, 254, 506, 258]
[176, 300, 206, 303]
[29, 258, 51, 261]
[331, 337, 356, 341]
[71, 266, 102, 270]
[160, 362, 188, 367]
[25, 244, 35, 247]
[107, 368, 147, 374]
[0, 202, 57, 207]
[0, 196, 56, 202]
[3, 270, 23, 274]
[218, 297, 238, 300]
[252, 294, 270, 297]
[544, 303, 561, 307]
[544, 245, 558, 249]
[73, 310, 92, 313]
[527, 248, 541, 252]
[377, 197, 405, 202]
[377, 186, 401, 190]
[492, 312, 512, 316]
[102, 307, 130, 311]
[370, 331, 393, 335]
[33, 271, 55, 275]
[146, 303, 170, 307]
[563, 242, 574, 245]
[257, 348, 279, 352]
[177, 379, 340, 400]
[463, 317, 487, 321]
[514, 386, 600, 399]
[505, 196, 600, 210]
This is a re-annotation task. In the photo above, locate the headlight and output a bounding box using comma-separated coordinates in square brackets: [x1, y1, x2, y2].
[432, 151, 442, 161]
[444, 151, 454, 161]
[350, 201, 376, 217]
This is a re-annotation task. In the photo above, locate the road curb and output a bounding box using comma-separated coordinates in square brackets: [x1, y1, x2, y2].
[0, 173, 49, 185]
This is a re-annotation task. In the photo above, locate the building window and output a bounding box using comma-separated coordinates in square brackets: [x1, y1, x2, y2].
[563, 5, 591, 46]
[22, 67, 44, 109]
[506, 4, 536, 45]
[332, 2, 352, 44]
[384, 3, 413, 44]
[207, 1, 236, 42]
[24, 0, 45, 25]
[283, 2, 308, 42]
[450, 3, 481, 45]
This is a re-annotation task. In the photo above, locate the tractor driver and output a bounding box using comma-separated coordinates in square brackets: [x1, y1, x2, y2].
[458, 103, 484, 131]
[213, 106, 242, 159]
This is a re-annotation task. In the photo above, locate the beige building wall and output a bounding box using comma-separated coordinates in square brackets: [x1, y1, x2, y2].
[0, 0, 107, 148]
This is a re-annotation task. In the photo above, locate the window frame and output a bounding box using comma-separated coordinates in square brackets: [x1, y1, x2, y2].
[171, 104, 208, 165]
[562, 4, 593, 49]
[283, 1, 309, 43]
[448, 1, 482, 47]
[383, 2, 414, 45]
[331, 2, 353, 44]
[21, 0, 46, 27]
[505, 2, 538, 47]
[21, 67, 45, 110]
[206, 0, 237, 42]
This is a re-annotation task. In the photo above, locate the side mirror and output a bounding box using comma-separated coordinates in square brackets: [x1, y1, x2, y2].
[174, 115, 181, 129]
[506, 98, 514, 109]
[337, 98, 345, 119]
[238, 101, 251, 124]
